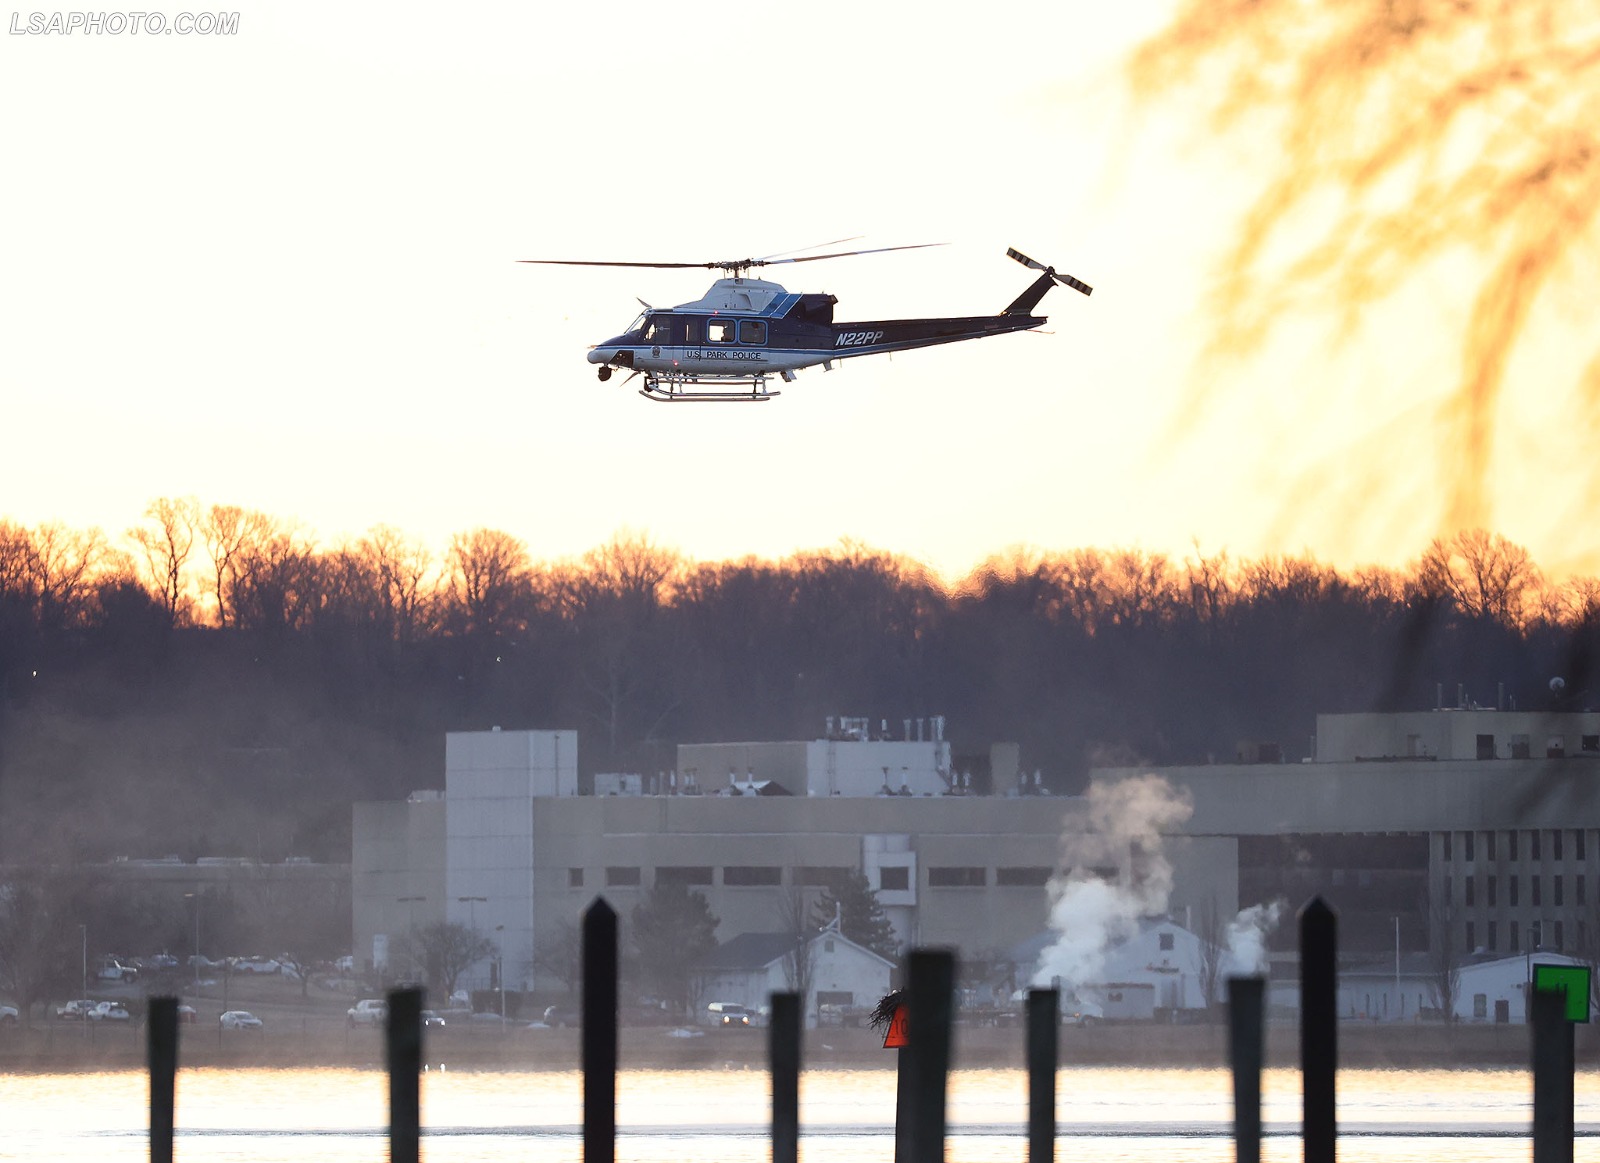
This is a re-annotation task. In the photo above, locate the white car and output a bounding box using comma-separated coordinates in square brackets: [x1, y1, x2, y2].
[347, 999, 387, 1027]
[0, 1004, 18, 1026]
[230, 956, 280, 974]
[219, 1010, 263, 1029]
[88, 1002, 131, 1022]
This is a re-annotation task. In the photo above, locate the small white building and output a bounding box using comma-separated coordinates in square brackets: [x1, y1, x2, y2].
[1006, 917, 1210, 1014]
[1455, 952, 1589, 1024]
[695, 926, 895, 1027]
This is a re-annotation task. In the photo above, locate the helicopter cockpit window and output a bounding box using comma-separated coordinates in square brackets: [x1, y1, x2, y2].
[625, 312, 648, 336]
[645, 316, 675, 343]
[738, 320, 767, 345]
[706, 319, 737, 343]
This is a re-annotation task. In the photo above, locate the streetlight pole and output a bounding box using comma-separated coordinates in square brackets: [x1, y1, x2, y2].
[1392, 915, 1400, 1020]
[495, 925, 506, 1030]
[185, 893, 201, 985]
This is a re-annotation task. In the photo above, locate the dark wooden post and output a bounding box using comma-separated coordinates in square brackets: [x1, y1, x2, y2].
[894, 1044, 911, 1163]
[770, 991, 802, 1163]
[148, 996, 179, 1163]
[904, 949, 956, 1163]
[1299, 896, 1337, 1163]
[1531, 986, 1574, 1163]
[583, 898, 619, 1163]
[1026, 988, 1058, 1163]
[386, 986, 423, 1163]
[1228, 976, 1266, 1163]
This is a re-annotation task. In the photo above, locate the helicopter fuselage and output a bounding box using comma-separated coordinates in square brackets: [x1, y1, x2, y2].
[587, 275, 1047, 399]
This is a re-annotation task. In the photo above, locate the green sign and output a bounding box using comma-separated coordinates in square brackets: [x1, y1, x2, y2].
[1532, 963, 1592, 1023]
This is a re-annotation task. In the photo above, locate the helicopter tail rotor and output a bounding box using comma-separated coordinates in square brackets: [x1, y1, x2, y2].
[1006, 248, 1093, 297]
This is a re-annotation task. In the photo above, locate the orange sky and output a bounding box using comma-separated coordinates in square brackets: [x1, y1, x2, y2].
[3, 2, 1594, 583]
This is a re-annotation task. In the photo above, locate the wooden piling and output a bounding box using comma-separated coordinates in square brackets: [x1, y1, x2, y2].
[147, 996, 178, 1163]
[1026, 988, 1058, 1163]
[386, 986, 423, 1163]
[1531, 986, 1575, 1163]
[769, 991, 801, 1163]
[583, 898, 619, 1163]
[1228, 976, 1265, 1163]
[1299, 896, 1337, 1163]
[904, 949, 956, 1163]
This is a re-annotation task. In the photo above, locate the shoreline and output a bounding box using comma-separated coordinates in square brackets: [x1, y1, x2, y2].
[1, 1021, 1590, 1074]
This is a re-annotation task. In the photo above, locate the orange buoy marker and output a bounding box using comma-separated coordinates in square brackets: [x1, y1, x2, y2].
[882, 1004, 909, 1049]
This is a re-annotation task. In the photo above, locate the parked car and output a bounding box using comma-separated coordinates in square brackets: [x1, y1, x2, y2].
[347, 999, 387, 1027]
[230, 956, 280, 975]
[542, 1004, 578, 1028]
[88, 1002, 131, 1022]
[55, 1000, 97, 1021]
[95, 958, 138, 983]
[0, 1004, 18, 1026]
[219, 1010, 263, 1029]
[176, 1004, 198, 1024]
[421, 1010, 446, 1028]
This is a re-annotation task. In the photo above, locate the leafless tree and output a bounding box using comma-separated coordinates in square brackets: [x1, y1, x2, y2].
[778, 887, 816, 1015]
[127, 496, 199, 626]
[1418, 529, 1541, 625]
[1426, 893, 1462, 1021]
[201, 504, 272, 628]
[533, 918, 583, 998]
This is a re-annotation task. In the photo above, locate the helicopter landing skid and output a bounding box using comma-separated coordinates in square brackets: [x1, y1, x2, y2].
[639, 372, 780, 403]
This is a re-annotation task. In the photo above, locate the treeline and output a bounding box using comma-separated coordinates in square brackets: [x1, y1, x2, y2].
[1, 504, 1596, 865]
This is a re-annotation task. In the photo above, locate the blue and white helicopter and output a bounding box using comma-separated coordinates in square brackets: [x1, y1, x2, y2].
[521, 244, 1092, 402]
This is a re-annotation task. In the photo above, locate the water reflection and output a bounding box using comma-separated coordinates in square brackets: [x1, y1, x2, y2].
[3, 1065, 1598, 1163]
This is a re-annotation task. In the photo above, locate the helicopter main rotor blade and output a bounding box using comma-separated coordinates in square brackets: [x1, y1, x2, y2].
[764, 242, 945, 266]
[756, 236, 864, 262]
[517, 259, 722, 269]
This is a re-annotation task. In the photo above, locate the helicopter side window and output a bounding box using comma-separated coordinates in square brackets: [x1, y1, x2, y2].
[683, 320, 701, 344]
[706, 319, 737, 343]
[738, 320, 767, 345]
[645, 316, 675, 343]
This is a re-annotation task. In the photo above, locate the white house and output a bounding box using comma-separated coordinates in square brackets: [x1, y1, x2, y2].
[1003, 917, 1210, 1014]
[694, 926, 895, 1028]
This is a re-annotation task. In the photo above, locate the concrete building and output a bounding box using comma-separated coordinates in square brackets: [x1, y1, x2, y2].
[352, 725, 1236, 995]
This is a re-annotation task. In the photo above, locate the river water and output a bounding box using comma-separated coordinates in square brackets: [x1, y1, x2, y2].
[3, 1064, 1599, 1163]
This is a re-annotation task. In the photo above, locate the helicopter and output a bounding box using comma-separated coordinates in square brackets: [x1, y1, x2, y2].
[520, 244, 1092, 402]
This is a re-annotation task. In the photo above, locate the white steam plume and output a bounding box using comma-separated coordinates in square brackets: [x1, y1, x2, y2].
[1031, 774, 1194, 992]
[1223, 901, 1285, 976]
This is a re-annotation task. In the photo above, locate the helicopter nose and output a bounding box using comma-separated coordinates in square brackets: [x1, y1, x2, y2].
[587, 347, 610, 365]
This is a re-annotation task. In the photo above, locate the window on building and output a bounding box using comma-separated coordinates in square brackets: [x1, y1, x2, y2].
[1444, 875, 1452, 905]
[928, 866, 987, 887]
[657, 866, 713, 886]
[795, 866, 850, 887]
[723, 866, 783, 887]
[1443, 832, 1453, 861]
[1487, 832, 1497, 861]
[1531, 830, 1542, 860]
[1476, 734, 1496, 759]
[1554, 830, 1564, 861]
[1583, 735, 1600, 754]
[1487, 875, 1497, 906]
[1510, 876, 1519, 906]
[1510, 926, 1520, 953]
[568, 867, 584, 889]
[1548, 736, 1567, 758]
[1465, 876, 1476, 907]
[1511, 734, 1531, 759]
[1488, 921, 1497, 951]
[1465, 832, 1476, 862]
[996, 867, 1052, 887]
[1577, 831, 1588, 861]
[815, 990, 853, 1007]
[1159, 932, 1175, 951]
[605, 866, 642, 887]
[1555, 875, 1564, 906]
[1532, 876, 1542, 906]
[878, 866, 910, 892]
[1555, 921, 1565, 949]
[1466, 922, 1477, 951]
[1509, 830, 1519, 861]
[1579, 877, 1588, 906]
